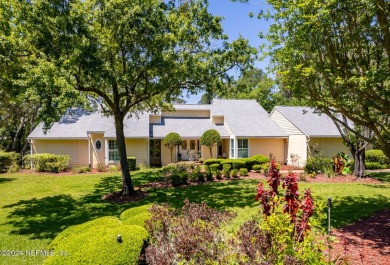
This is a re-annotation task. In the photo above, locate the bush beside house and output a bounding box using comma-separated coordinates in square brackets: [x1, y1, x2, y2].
[0, 151, 20, 173]
[24, 153, 70, 173]
[366, 150, 390, 169]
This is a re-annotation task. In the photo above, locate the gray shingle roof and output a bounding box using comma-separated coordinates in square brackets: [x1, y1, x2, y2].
[28, 109, 150, 139]
[211, 99, 288, 137]
[151, 117, 229, 138]
[273, 106, 341, 137]
[28, 100, 290, 140]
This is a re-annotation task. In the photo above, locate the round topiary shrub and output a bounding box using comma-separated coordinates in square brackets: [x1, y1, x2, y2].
[252, 164, 262, 172]
[44, 216, 148, 265]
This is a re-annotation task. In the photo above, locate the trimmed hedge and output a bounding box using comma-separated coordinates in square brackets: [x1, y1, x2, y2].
[366, 150, 389, 167]
[25, 153, 70, 173]
[239, 168, 248, 176]
[250, 154, 269, 164]
[220, 159, 246, 169]
[44, 216, 148, 265]
[240, 158, 259, 170]
[0, 151, 19, 173]
[365, 162, 387, 170]
[203, 159, 224, 166]
[252, 164, 262, 172]
[127, 157, 137, 171]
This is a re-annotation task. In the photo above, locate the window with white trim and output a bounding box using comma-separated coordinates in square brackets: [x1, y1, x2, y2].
[108, 140, 119, 161]
[237, 139, 248, 158]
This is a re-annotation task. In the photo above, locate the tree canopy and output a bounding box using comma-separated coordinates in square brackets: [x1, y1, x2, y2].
[1, 0, 256, 195]
[200, 129, 221, 158]
[164, 132, 182, 163]
[262, 0, 390, 158]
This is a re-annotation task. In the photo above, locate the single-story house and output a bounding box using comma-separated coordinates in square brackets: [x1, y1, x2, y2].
[270, 106, 351, 166]
[28, 99, 289, 167]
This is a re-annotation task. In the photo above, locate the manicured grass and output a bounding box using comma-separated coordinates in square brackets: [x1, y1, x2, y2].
[0, 171, 389, 265]
[366, 171, 390, 182]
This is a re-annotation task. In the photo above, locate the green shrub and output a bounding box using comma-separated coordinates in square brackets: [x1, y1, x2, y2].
[26, 153, 70, 173]
[96, 162, 107, 172]
[365, 162, 387, 170]
[189, 165, 203, 182]
[239, 168, 248, 176]
[120, 205, 152, 221]
[214, 170, 223, 180]
[366, 150, 389, 167]
[251, 154, 269, 165]
[203, 158, 224, 167]
[170, 172, 188, 186]
[127, 157, 137, 170]
[240, 158, 259, 169]
[0, 151, 20, 173]
[72, 165, 91, 173]
[205, 166, 214, 181]
[120, 205, 152, 228]
[220, 159, 246, 169]
[44, 216, 148, 265]
[230, 169, 238, 178]
[209, 163, 220, 171]
[252, 164, 262, 172]
[304, 156, 332, 174]
[222, 164, 231, 178]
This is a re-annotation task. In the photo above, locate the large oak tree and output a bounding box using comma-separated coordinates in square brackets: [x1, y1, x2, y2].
[2, 0, 255, 195]
[257, 0, 389, 176]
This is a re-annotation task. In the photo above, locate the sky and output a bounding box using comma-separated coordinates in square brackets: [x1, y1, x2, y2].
[183, 0, 272, 103]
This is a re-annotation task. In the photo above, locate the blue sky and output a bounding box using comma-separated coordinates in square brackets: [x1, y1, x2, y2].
[183, 0, 272, 103]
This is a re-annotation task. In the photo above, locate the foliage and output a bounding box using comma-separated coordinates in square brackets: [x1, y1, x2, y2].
[214, 169, 223, 180]
[240, 157, 259, 170]
[365, 162, 387, 170]
[120, 205, 152, 228]
[252, 164, 262, 172]
[200, 129, 222, 158]
[262, 0, 390, 159]
[96, 162, 107, 172]
[220, 159, 246, 169]
[0, 151, 20, 173]
[126, 157, 137, 171]
[25, 153, 70, 173]
[144, 200, 236, 264]
[189, 165, 204, 182]
[304, 157, 333, 174]
[164, 132, 182, 163]
[44, 216, 148, 265]
[251, 154, 270, 165]
[205, 166, 214, 181]
[222, 164, 231, 178]
[366, 150, 390, 167]
[203, 158, 224, 166]
[3, 0, 255, 194]
[230, 169, 239, 178]
[72, 165, 91, 174]
[239, 168, 248, 176]
[209, 163, 220, 171]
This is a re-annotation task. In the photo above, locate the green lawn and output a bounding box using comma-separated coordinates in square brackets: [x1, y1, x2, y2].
[0, 171, 389, 265]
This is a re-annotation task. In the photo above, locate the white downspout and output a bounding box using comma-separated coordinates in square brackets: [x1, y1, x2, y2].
[105, 139, 108, 165]
[29, 140, 33, 169]
[87, 134, 91, 168]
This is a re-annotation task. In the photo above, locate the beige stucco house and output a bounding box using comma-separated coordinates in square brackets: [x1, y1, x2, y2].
[28, 99, 289, 167]
[270, 106, 351, 166]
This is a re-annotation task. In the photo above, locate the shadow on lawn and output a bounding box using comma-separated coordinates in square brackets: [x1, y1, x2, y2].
[327, 194, 390, 229]
[0, 177, 16, 183]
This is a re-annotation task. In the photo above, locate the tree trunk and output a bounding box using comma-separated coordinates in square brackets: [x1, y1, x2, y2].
[114, 115, 135, 196]
[209, 146, 213, 158]
[353, 148, 366, 178]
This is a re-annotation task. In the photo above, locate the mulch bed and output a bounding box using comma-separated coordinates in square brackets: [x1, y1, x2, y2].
[102, 189, 149, 204]
[330, 209, 390, 265]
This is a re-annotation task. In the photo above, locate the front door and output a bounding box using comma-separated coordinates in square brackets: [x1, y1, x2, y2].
[149, 139, 161, 166]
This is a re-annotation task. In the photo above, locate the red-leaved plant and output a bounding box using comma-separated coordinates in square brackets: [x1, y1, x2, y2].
[256, 157, 315, 241]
